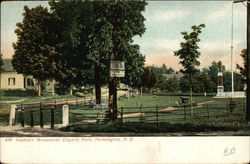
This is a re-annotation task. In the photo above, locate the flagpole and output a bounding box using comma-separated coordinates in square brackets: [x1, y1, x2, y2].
[231, 2, 234, 98]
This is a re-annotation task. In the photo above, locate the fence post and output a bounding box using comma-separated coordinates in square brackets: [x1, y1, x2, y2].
[62, 105, 69, 126]
[30, 109, 34, 127]
[76, 98, 78, 105]
[206, 104, 210, 119]
[156, 105, 159, 126]
[21, 107, 25, 127]
[9, 105, 17, 126]
[51, 107, 55, 129]
[184, 105, 186, 122]
[40, 102, 44, 128]
[84, 96, 86, 106]
[121, 106, 123, 124]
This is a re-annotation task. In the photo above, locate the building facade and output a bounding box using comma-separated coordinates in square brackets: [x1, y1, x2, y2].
[0, 59, 35, 90]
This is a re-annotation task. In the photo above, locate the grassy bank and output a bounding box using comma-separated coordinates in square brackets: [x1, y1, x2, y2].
[60, 114, 250, 133]
[1, 90, 248, 134]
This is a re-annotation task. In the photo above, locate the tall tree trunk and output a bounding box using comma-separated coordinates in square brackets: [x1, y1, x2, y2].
[109, 77, 118, 121]
[51, 79, 55, 97]
[108, 49, 118, 121]
[108, 28, 119, 121]
[95, 64, 102, 105]
[37, 80, 41, 97]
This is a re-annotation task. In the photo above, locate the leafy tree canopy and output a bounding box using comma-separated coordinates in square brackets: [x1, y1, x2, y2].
[12, 6, 57, 81]
[174, 24, 205, 75]
[236, 49, 247, 78]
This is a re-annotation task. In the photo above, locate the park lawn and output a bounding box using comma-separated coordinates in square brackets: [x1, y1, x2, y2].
[118, 96, 246, 124]
[1, 91, 247, 130]
[117, 94, 214, 111]
[63, 94, 218, 125]
[0, 89, 94, 125]
[60, 97, 249, 133]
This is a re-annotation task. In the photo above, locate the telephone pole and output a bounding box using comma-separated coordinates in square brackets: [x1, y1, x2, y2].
[246, 0, 250, 121]
[233, 0, 249, 121]
[231, 2, 235, 97]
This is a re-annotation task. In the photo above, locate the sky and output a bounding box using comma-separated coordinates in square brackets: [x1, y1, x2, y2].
[1, 1, 247, 71]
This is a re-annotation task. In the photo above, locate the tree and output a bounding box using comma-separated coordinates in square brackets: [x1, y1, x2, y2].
[162, 64, 167, 74]
[83, 1, 113, 104]
[49, 2, 146, 110]
[12, 6, 57, 96]
[223, 71, 244, 92]
[96, 1, 147, 120]
[236, 49, 247, 79]
[163, 76, 180, 92]
[174, 24, 205, 114]
[121, 44, 145, 88]
[161, 64, 174, 74]
[150, 66, 165, 90]
[198, 69, 213, 93]
[141, 67, 156, 91]
[0, 53, 3, 72]
[167, 67, 175, 74]
[49, 1, 88, 96]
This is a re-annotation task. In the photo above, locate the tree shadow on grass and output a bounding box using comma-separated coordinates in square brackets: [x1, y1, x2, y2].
[2, 89, 37, 97]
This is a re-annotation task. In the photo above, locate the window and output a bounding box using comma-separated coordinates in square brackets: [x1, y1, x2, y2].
[27, 79, 34, 86]
[8, 78, 15, 85]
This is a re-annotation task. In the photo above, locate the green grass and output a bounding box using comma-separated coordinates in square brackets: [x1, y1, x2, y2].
[0, 90, 248, 133]
[60, 97, 249, 133]
[118, 96, 245, 124]
[117, 94, 214, 109]
[60, 117, 250, 133]
[0, 89, 94, 125]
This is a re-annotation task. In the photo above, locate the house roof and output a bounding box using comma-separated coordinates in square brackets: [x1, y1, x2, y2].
[2, 59, 15, 72]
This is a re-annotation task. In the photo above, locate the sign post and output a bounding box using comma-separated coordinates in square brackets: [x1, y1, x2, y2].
[108, 59, 125, 121]
[110, 60, 125, 77]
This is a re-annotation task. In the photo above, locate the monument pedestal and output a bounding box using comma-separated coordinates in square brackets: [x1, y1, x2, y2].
[216, 86, 225, 97]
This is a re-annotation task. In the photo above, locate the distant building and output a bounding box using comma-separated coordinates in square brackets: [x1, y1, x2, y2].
[162, 72, 184, 80]
[0, 59, 35, 90]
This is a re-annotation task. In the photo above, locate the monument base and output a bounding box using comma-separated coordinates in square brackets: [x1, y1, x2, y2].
[216, 86, 224, 98]
[215, 91, 246, 98]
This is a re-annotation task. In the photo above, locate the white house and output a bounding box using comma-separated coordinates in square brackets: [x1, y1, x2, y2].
[0, 59, 35, 90]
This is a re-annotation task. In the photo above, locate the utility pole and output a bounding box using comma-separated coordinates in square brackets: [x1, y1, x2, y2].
[246, 0, 250, 121]
[233, 0, 250, 122]
[231, 2, 235, 97]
